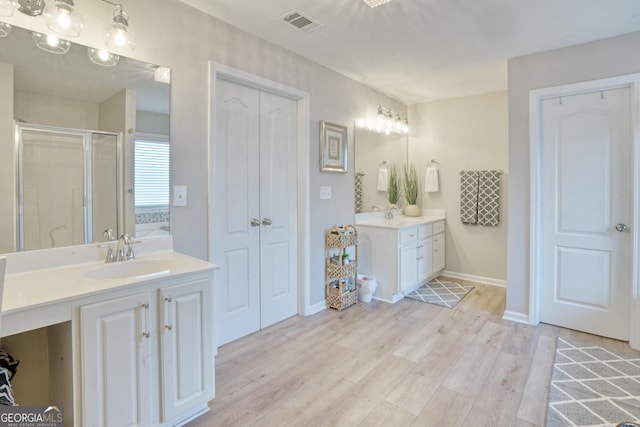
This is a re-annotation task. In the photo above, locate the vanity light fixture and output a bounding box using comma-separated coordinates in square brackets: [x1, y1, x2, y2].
[45, 0, 83, 38]
[32, 31, 71, 54]
[356, 105, 409, 135]
[103, 1, 135, 53]
[88, 47, 119, 66]
[364, 0, 394, 8]
[0, 21, 11, 36]
[17, 0, 45, 16]
[0, 0, 16, 17]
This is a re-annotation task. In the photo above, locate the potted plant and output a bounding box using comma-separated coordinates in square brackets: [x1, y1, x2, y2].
[403, 164, 421, 216]
[387, 165, 401, 207]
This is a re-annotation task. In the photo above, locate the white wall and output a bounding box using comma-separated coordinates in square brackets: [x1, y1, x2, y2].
[1, 0, 405, 306]
[14, 91, 99, 129]
[408, 91, 508, 282]
[0, 63, 14, 254]
[507, 31, 640, 316]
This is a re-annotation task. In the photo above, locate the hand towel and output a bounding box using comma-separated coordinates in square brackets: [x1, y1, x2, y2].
[377, 165, 388, 192]
[425, 166, 439, 193]
[460, 170, 478, 225]
[477, 170, 501, 226]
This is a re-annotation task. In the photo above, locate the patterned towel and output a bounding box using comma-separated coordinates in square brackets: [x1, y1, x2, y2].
[478, 170, 500, 226]
[460, 171, 478, 224]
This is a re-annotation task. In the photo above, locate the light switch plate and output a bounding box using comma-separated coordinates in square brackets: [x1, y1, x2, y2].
[320, 186, 332, 200]
[173, 185, 187, 206]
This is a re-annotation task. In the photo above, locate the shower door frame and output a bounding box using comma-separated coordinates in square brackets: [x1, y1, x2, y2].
[15, 123, 120, 251]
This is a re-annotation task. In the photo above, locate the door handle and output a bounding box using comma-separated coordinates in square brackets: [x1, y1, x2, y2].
[615, 223, 629, 232]
[262, 218, 272, 226]
[251, 218, 261, 227]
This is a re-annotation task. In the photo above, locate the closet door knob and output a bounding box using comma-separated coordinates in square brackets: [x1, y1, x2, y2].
[615, 223, 629, 232]
[262, 218, 272, 226]
[251, 218, 261, 227]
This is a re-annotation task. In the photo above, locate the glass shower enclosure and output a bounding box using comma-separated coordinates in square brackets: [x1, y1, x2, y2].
[16, 123, 119, 251]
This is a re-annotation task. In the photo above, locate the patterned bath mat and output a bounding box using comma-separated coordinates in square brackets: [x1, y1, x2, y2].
[546, 337, 640, 426]
[404, 278, 473, 309]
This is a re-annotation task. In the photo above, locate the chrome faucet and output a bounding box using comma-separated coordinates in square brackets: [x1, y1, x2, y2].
[117, 233, 139, 261]
[384, 206, 400, 219]
[97, 233, 140, 263]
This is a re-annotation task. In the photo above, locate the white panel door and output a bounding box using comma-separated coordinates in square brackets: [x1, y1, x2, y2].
[214, 78, 298, 345]
[214, 79, 261, 345]
[159, 278, 213, 422]
[539, 88, 632, 340]
[80, 292, 153, 427]
[258, 91, 298, 328]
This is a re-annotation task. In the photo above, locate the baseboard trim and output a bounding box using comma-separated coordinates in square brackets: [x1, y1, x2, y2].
[502, 310, 530, 325]
[306, 300, 327, 316]
[440, 270, 507, 288]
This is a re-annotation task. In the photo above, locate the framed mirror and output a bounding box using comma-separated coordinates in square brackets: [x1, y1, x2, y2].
[0, 24, 171, 253]
[354, 126, 408, 213]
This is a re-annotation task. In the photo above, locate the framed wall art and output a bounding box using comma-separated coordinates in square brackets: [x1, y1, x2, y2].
[320, 120, 348, 173]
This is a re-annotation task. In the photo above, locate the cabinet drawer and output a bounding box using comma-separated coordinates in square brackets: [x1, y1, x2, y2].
[399, 227, 418, 245]
[433, 220, 445, 234]
[418, 224, 432, 240]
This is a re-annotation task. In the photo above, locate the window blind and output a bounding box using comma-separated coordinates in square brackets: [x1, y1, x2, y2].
[134, 138, 170, 207]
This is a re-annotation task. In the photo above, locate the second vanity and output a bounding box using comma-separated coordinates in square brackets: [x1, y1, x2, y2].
[356, 209, 446, 303]
[1, 236, 219, 427]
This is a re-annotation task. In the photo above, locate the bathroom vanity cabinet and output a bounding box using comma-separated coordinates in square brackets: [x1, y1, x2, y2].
[80, 274, 213, 426]
[356, 215, 445, 303]
[0, 239, 218, 427]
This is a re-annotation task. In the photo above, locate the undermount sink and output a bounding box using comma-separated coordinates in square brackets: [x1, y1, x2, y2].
[84, 259, 175, 280]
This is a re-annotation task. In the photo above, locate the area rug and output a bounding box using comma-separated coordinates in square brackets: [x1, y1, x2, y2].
[546, 337, 640, 426]
[404, 278, 473, 309]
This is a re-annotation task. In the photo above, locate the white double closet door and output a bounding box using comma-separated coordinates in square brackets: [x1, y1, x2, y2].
[213, 78, 298, 346]
[538, 87, 632, 340]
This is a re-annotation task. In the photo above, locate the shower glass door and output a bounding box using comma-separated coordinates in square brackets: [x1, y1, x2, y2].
[17, 125, 119, 251]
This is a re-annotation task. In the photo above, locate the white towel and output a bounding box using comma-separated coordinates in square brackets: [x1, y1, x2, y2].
[425, 166, 439, 193]
[377, 165, 388, 192]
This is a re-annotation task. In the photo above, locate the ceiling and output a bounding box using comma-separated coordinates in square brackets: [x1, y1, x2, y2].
[179, 0, 640, 104]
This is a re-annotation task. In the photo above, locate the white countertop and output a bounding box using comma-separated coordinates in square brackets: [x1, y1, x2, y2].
[0, 236, 219, 336]
[355, 209, 445, 230]
[3, 250, 217, 315]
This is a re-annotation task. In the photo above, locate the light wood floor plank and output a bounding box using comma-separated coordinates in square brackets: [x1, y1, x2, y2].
[517, 334, 556, 426]
[359, 401, 416, 427]
[186, 281, 640, 427]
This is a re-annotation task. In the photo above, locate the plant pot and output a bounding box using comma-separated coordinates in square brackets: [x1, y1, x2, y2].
[404, 204, 421, 217]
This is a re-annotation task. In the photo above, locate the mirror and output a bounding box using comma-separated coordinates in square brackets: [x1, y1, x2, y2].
[354, 127, 408, 213]
[0, 24, 171, 253]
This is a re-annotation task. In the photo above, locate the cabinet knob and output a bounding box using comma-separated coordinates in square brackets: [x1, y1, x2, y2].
[262, 218, 273, 226]
[251, 218, 261, 227]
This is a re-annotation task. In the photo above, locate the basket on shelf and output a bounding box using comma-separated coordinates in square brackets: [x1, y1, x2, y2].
[325, 225, 358, 311]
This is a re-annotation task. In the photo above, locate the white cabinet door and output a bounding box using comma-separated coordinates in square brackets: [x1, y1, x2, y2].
[433, 233, 445, 273]
[417, 237, 432, 283]
[399, 244, 418, 293]
[159, 278, 214, 422]
[81, 292, 153, 427]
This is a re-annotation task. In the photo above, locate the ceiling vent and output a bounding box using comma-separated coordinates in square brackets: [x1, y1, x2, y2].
[282, 10, 323, 33]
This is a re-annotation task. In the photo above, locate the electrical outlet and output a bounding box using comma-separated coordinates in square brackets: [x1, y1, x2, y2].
[173, 185, 187, 206]
[320, 186, 332, 200]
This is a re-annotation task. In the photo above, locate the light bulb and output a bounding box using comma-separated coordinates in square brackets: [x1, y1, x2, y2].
[0, 0, 16, 17]
[0, 21, 10, 37]
[32, 31, 70, 54]
[105, 7, 135, 52]
[88, 47, 119, 67]
[45, 0, 83, 38]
